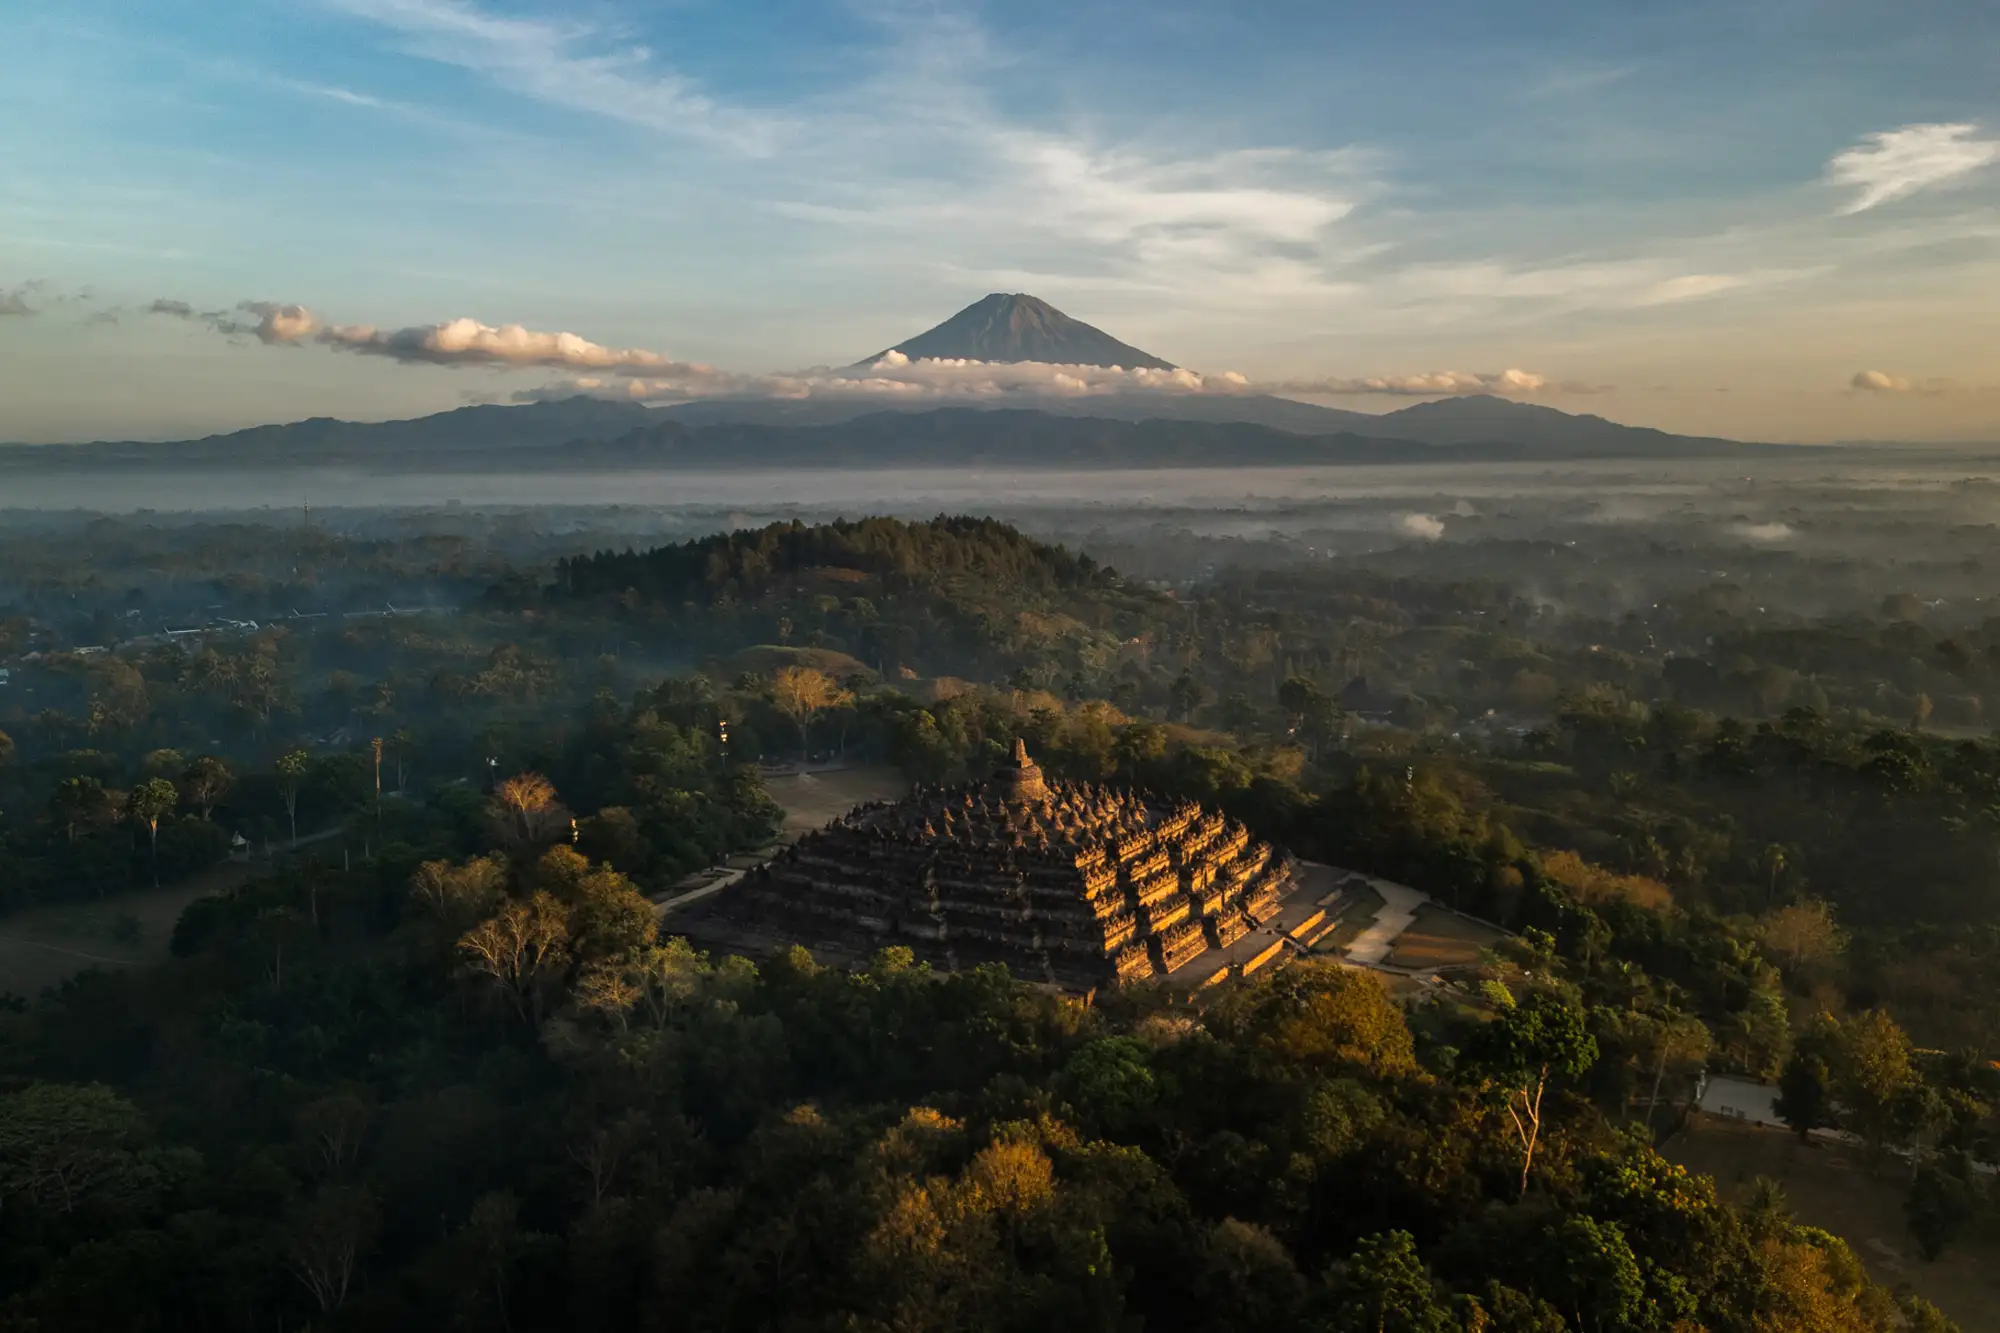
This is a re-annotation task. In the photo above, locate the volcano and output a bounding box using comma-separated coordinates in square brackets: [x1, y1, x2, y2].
[864, 293, 1177, 370]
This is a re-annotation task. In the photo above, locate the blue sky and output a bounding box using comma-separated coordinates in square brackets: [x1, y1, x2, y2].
[3, 0, 1998, 442]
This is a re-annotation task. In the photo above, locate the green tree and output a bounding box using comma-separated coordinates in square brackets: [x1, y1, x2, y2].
[48, 775, 113, 843]
[1775, 1052, 1832, 1142]
[1469, 987, 1599, 1196]
[128, 776, 179, 886]
[0, 1083, 162, 1216]
[1905, 1157, 1978, 1261]
[1533, 1216, 1647, 1333]
[1323, 1230, 1454, 1333]
[178, 754, 232, 821]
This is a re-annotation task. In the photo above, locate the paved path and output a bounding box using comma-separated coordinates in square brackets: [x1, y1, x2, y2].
[1342, 879, 1430, 966]
[653, 867, 752, 918]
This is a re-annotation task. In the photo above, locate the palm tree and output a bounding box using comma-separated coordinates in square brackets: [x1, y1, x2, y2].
[129, 778, 179, 887]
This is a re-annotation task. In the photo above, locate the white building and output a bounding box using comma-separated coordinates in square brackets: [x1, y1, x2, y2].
[1696, 1074, 1787, 1128]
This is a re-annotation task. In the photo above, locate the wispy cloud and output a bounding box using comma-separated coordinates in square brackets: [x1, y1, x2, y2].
[0, 281, 45, 316]
[321, 0, 783, 153]
[1265, 368, 1592, 397]
[1847, 369, 1989, 396]
[1827, 123, 2000, 214]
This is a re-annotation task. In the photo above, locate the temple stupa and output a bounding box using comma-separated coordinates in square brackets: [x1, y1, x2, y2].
[729, 740, 1300, 987]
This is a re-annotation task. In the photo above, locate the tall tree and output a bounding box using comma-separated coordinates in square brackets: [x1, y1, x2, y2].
[128, 777, 179, 887]
[1467, 986, 1598, 1197]
[276, 748, 310, 845]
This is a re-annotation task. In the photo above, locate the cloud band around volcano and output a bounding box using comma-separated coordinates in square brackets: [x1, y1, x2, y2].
[153, 298, 1589, 403]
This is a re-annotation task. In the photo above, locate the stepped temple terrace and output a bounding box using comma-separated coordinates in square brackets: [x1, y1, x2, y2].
[714, 741, 1306, 988]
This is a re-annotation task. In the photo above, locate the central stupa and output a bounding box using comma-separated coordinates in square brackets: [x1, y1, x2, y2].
[733, 741, 1298, 986]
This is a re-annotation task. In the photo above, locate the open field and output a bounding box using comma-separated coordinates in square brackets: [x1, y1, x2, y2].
[1384, 905, 1506, 971]
[0, 860, 261, 998]
[763, 764, 909, 840]
[1666, 1115, 2000, 1331]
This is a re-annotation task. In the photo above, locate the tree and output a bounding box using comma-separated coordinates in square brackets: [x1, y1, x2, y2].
[1323, 1230, 1455, 1333]
[1468, 986, 1599, 1196]
[1835, 1009, 1917, 1151]
[1775, 1051, 1832, 1143]
[178, 754, 232, 821]
[48, 776, 113, 843]
[1639, 1009, 1712, 1134]
[1168, 670, 1204, 722]
[128, 777, 178, 887]
[0, 1082, 160, 1216]
[410, 856, 509, 923]
[285, 1185, 376, 1315]
[276, 748, 310, 845]
[458, 892, 572, 1026]
[491, 771, 564, 845]
[770, 666, 852, 756]
[1757, 900, 1845, 977]
[1533, 1216, 1647, 1333]
[1905, 1157, 1978, 1261]
[388, 726, 414, 792]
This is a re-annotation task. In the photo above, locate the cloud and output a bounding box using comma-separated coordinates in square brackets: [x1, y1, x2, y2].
[172, 294, 1596, 409]
[1265, 368, 1586, 397]
[1851, 369, 1914, 393]
[242, 302, 319, 344]
[1398, 513, 1446, 540]
[313, 315, 719, 373]
[1848, 369, 1975, 396]
[324, 0, 780, 153]
[1, 281, 48, 316]
[144, 297, 316, 343]
[1827, 123, 2000, 214]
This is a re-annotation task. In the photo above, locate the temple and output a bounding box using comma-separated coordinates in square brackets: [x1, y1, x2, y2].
[728, 739, 1301, 987]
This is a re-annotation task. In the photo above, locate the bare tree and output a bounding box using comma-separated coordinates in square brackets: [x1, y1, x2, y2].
[458, 892, 572, 1026]
[285, 1186, 376, 1315]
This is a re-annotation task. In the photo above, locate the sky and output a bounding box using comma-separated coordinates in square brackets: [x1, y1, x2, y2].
[3, 0, 1998, 444]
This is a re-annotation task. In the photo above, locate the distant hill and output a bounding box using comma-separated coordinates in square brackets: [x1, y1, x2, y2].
[864, 293, 1177, 370]
[7, 396, 660, 464]
[1371, 395, 1747, 453]
[3, 401, 1795, 472]
[551, 408, 1789, 470]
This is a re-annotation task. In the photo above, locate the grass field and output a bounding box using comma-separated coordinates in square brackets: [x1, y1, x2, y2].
[1666, 1115, 2000, 1331]
[0, 859, 262, 999]
[762, 765, 909, 840]
[1384, 905, 1506, 971]
[1317, 884, 1389, 954]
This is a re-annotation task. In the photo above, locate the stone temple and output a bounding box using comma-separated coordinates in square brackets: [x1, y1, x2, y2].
[732, 740, 1301, 987]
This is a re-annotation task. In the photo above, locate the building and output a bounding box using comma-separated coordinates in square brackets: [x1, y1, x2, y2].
[717, 739, 1302, 989]
[1696, 1074, 1787, 1128]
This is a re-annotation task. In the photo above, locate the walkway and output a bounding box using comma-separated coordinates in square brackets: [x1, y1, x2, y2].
[1341, 878, 1429, 967]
